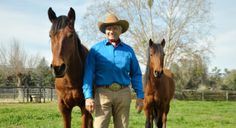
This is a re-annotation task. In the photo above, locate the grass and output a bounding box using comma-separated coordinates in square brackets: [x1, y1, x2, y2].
[0, 100, 236, 128]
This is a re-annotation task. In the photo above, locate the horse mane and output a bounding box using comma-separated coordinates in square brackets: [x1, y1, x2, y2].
[144, 46, 150, 86]
[50, 16, 68, 35]
[50, 16, 83, 55]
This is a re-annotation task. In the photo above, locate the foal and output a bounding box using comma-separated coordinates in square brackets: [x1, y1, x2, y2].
[144, 39, 175, 128]
[48, 7, 93, 128]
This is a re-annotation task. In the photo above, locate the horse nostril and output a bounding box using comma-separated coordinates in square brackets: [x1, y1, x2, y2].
[154, 71, 158, 77]
[154, 70, 163, 78]
[155, 71, 157, 74]
[60, 63, 66, 71]
[52, 64, 66, 78]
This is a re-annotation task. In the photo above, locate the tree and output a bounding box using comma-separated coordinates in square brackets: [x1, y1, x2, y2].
[171, 54, 208, 90]
[207, 67, 223, 90]
[0, 39, 41, 82]
[223, 70, 236, 90]
[34, 57, 54, 87]
[0, 39, 42, 100]
[80, 0, 212, 68]
[186, 54, 208, 89]
[0, 69, 4, 86]
[0, 39, 25, 79]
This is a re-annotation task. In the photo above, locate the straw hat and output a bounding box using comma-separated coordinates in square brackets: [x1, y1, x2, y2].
[98, 14, 129, 34]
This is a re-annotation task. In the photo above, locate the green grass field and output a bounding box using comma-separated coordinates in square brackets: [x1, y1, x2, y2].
[0, 100, 236, 128]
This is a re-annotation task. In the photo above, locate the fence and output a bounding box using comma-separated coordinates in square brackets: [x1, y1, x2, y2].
[1, 87, 236, 103]
[175, 90, 236, 101]
[0, 86, 57, 103]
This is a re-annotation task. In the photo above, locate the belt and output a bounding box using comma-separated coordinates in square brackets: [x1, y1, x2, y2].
[98, 83, 128, 91]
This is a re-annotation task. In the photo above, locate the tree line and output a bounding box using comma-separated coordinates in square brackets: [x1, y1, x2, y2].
[0, 39, 53, 88]
[0, 40, 235, 92]
[0, 0, 235, 91]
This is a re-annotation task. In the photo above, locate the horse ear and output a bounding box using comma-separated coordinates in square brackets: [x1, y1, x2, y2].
[48, 7, 57, 23]
[161, 39, 165, 48]
[68, 7, 76, 21]
[149, 39, 153, 47]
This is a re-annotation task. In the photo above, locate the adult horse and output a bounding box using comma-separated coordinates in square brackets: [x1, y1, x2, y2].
[143, 39, 175, 128]
[48, 7, 93, 128]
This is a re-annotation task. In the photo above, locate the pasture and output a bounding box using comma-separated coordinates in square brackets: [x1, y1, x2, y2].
[0, 100, 235, 128]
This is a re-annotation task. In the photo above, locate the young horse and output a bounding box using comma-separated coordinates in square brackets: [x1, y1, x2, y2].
[144, 39, 175, 128]
[48, 8, 93, 128]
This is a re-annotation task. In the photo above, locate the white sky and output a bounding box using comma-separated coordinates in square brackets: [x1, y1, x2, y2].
[0, 0, 235, 72]
[211, 0, 236, 71]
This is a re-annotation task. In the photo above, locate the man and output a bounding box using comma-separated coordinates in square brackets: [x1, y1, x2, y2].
[83, 14, 144, 128]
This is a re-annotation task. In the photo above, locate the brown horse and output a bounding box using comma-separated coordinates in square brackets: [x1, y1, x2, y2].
[143, 39, 175, 128]
[48, 7, 93, 128]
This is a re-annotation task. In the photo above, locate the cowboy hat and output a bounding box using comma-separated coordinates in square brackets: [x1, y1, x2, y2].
[98, 14, 129, 34]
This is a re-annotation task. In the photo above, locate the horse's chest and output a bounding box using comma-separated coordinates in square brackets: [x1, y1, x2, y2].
[55, 79, 82, 103]
[146, 82, 168, 100]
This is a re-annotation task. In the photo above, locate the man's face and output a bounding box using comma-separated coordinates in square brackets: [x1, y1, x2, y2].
[105, 25, 122, 41]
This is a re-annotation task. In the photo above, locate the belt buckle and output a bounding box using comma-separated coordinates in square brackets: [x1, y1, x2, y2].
[109, 83, 121, 91]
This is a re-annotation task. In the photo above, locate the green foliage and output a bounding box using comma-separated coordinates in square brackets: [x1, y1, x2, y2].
[208, 67, 223, 90]
[223, 70, 236, 90]
[0, 70, 4, 86]
[33, 57, 54, 87]
[171, 54, 208, 90]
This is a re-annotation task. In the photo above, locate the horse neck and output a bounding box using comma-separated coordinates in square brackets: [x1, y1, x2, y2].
[66, 37, 85, 82]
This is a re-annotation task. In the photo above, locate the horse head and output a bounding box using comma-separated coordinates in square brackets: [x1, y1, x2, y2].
[148, 39, 165, 78]
[48, 7, 78, 78]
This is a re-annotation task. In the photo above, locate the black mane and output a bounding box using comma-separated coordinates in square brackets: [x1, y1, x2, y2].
[50, 16, 69, 35]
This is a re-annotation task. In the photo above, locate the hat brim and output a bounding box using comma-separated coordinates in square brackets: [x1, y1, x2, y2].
[98, 20, 129, 34]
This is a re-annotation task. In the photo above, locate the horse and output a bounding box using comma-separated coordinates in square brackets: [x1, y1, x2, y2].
[143, 39, 175, 128]
[48, 7, 93, 128]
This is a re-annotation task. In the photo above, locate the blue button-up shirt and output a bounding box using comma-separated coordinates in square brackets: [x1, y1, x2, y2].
[83, 39, 144, 99]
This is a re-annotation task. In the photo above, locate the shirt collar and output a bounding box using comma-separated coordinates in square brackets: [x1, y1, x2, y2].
[105, 38, 124, 47]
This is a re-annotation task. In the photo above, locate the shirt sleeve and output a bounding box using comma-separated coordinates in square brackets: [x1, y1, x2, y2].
[130, 49, 144, 99]
[82, 48, 96, 99]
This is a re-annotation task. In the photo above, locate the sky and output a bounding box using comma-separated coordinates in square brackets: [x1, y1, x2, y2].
[211, 0, 236, 71]
[0, 0, 235, 72]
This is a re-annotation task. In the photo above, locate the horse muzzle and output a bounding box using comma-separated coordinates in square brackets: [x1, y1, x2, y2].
[154, 70, 163, 78]
[51, 63, 67, 78]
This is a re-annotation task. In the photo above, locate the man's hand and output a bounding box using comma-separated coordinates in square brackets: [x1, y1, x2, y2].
[85, 98, 95, 113]
[136, 98, 143, 113]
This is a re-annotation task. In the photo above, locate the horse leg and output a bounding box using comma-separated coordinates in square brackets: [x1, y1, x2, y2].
[157, 108, 163, 128]
[145, 106, 154, 128]
[157, 116, 162, 128]
[80, 106, 93, 128]
[153, 105, 159, 127]
[58, 101, 72, 128]
[161, 104, 170, 128]
[161, 112, 167, 128]
[145, 114, 153, 128]
[144, 95, 156, 128]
